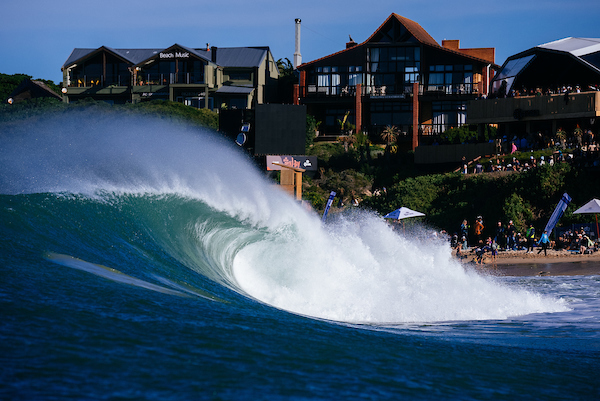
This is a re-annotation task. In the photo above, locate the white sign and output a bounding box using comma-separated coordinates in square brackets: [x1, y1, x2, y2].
[159, 52, 190, 59]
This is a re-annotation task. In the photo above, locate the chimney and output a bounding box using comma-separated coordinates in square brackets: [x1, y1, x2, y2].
[211, 46, 218, 63]
[346, 35, 357, 49]
[206, 43, 210, 51]
[293, 18, 302, 69]
[442, 40, 460, 51]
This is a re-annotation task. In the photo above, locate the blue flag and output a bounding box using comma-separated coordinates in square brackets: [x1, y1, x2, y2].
[322, 191, 336, 222]
[544, 193, 571, 236]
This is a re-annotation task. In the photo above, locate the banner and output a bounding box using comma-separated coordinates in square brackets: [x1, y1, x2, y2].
[544, 193, 572, 236]
[322, 191, 336, 222]
[266, 155, 317, 171]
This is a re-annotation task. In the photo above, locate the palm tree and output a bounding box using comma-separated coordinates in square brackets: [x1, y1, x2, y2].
[381, 125, 399, 146]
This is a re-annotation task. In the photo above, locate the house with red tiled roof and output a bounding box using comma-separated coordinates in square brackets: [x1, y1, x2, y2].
[296, 13, 498, 150]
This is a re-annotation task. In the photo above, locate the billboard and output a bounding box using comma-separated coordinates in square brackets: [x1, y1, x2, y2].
[266, 155, 317, 171]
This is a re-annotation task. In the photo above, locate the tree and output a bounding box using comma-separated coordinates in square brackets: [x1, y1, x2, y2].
[381, 125, 398, 146]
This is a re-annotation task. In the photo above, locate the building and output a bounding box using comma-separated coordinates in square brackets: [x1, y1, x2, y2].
[296, 13, 497, 149]
[7, 79, 62, 104]
[61, 44, 279, 109]
[468, 37, 600, 140]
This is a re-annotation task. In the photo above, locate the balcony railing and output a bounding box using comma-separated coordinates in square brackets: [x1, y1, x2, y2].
[467, 91, 600, 124]
[301, 83, 477, 98]
[68, 73, 204, 87]
[68, 75, 129, 87]
[138, 73, 204, 85]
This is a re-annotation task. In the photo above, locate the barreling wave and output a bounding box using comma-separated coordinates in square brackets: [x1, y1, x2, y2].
[0, 109, 569, 323]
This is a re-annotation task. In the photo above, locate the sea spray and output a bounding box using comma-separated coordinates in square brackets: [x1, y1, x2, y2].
[1, 109, 569, 324]
[232, 210, 569, 323]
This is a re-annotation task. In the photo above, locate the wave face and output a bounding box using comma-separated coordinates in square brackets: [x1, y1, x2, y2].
[0, 109, 568, 323]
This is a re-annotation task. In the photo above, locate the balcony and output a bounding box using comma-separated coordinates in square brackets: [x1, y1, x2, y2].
[68, 75, 129, 88]
[467, 91, 600, 124]
[301, 83, 478, 99]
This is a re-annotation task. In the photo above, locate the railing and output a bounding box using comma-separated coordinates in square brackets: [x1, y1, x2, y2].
[68, 73, 204, 87]
[68, 75, 128, 87]
[467, 91, 600, 124]
[301, 83, 477, 98]
[138, 73, 204, 85]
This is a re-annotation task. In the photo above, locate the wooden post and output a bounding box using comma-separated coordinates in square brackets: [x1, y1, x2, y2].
[412, 82, 419, 151]
[355, 83, 362, 133]
[272, 162, 305, 200]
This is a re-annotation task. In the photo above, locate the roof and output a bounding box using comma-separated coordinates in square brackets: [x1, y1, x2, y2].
[63, 45, 270, 70]
[298, 13, 495, 69]
[537, 37, 600, 57]
[8, 79, 62, 103]
[365, 13, 439, 47]
[201, 47, 269, 68]
[216, 86, 254, 94]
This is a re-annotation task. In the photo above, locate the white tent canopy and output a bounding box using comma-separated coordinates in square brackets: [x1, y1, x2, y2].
[573, 199, 600, 214]
[573, 198, 600, 239]
[383, 207, 425, 220]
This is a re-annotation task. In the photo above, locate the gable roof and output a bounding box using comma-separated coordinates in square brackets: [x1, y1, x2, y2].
[298, 14, 495, 69]
[8, 79, 62, 103]
[365, 13, 439, 47]
[63, 45, 271, 70]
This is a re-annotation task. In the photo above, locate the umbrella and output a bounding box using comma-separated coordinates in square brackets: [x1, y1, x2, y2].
[573, 199, 600, 238]
[384, 207, 425, 220]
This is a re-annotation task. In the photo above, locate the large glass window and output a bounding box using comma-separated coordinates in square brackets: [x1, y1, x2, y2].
[367, 46, 420, 94]
[317, 66, 341, 95]
[491, 55, 535, 94]
[370, 101, 412, 128]
[427, 65, 473, 94]
[69, 52, 130, 87]
[141, 57, 204, 85]
[431, 101, 467, 133]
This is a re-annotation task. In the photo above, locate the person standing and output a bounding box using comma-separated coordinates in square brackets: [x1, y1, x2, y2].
[474, 216, 484, 245]
[460, 220, 469, 247]
[526, 224, 536, 253]
[507, 220, 516, 250]
[538, 230, 550, 256]
[495, 221, 506, 250]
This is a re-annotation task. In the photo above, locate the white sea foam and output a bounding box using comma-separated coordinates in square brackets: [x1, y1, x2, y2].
[232, 210, 570, 323]
[1, 109, 570, 323]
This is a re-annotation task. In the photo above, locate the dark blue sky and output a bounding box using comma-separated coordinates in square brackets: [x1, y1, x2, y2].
[1, 0, 598, 84]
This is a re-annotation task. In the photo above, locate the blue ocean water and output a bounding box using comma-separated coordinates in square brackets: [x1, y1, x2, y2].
[1, 110, 598, 400]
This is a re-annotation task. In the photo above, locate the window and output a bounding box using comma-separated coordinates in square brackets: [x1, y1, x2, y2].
[348, 66, 363, 86]
[427, 65, 473, 94]
[141, 57, 205, 85]
[405, 66, 419, 83]
[432, 101, 467, 133]
[229, 72, 252, 81]
[69, 52, 130, 87]
[317, 66, 341, 95]
[370, 102, 412, 128]
[368, 46, 420, 94]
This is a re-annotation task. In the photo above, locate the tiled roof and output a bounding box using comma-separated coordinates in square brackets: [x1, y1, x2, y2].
[298, 13, 496, 69]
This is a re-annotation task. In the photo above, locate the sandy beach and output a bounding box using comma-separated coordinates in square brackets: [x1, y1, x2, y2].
[461, 248, 600, 276]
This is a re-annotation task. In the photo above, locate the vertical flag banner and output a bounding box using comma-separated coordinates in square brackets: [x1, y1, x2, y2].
[322, 191, 336, 222]
[544, 193, 572, 236]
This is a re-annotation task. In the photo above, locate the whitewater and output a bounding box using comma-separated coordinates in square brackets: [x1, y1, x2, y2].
[0, 108, 567, 323]
[0, 108, 598, 400]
